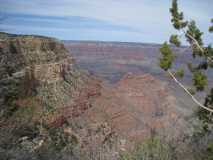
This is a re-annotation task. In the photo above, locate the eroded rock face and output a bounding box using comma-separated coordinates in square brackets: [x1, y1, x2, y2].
[0, 34, 69, 79]
[0, 33, 110, 160]
[0, 33, 101, 123]
[85, 73, 190, 144]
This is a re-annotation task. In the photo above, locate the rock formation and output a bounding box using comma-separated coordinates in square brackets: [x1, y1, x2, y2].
[0, 33, 111, 159]
[0, 33, 100, 116]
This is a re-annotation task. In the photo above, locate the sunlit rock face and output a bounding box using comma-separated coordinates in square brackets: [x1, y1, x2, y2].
[0, 33, 101, 120]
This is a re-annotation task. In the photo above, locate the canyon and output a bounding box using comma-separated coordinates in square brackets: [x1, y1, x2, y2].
[0, 33, 208, 160]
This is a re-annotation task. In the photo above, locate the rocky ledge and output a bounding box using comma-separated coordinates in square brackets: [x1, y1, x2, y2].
[0, 33, 108, 160]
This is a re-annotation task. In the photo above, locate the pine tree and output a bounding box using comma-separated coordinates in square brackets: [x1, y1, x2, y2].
[160, 0, 213, 121]
[159, 0, 213, 132]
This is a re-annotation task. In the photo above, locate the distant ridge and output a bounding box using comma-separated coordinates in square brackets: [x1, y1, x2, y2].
[64, 40, 161, 46]
[0, 32, 58, 40]
[63, 40, 189, 48]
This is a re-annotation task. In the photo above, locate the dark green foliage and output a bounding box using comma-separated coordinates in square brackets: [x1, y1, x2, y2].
[205, 45, 213, 58]
[159, 42, 176, 71]
[170, 35, 181, 47]
[175, 68, 184, 78]
[170, 0, 188, 30]
[186, 20, 205, 60]
[196, 61, 208, 70]
[204, 45, 213, 68]
[186, 21, 203, 57]
[192, 71, 207, 91]
[197, 89, 213, 131]
[0, 78, 23, 118]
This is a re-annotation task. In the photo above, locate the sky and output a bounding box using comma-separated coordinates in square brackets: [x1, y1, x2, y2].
[0, 0, 212, 44]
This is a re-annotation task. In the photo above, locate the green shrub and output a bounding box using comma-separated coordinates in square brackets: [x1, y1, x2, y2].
[120, 137, 174, 160]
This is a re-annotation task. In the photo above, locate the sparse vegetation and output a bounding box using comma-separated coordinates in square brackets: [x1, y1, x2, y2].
[120, 136, 174, 160]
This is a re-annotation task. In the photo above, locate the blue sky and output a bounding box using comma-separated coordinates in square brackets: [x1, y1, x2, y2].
[0, 0, 212, 44]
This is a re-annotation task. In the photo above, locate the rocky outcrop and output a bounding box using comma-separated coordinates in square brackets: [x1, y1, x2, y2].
[0, 33, 101, 113]
[0, 33, 107, 160]
[0, 34, 70, 79]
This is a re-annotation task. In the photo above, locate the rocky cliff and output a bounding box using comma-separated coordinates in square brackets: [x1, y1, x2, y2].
[0, 33, 101, 115]
[0, 33, 115, 160]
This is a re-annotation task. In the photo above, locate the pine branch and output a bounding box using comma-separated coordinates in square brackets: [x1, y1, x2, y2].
[183, 30, 213, 63]
[168, 69, 213, 113]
